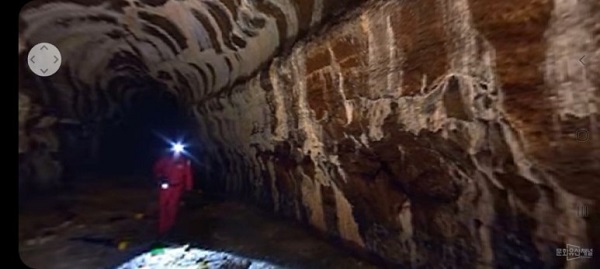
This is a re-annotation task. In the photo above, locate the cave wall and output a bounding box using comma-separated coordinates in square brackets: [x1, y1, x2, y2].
[18, 0, 600, 267]
[192, 0, 600, 268]
[19, 92, 63, 191]
[18, 0, 363, 188]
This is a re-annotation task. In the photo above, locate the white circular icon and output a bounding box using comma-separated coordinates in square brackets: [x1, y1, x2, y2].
[27, 42, 62, 77]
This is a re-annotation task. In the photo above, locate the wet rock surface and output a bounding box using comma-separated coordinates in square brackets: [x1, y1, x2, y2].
[191, 1, 600, 268]
[18, 0, 600, 268]
[115, 244, 279, 269]
[19, 181, 380, 269]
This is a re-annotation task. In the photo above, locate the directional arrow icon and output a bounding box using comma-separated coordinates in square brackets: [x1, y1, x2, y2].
[579, 55, 586, 66]
[28, 43, 62, 77]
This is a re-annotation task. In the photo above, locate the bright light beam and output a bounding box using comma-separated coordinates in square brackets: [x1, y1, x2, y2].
[171, 142, 185, 154]
[152, 131, 209, 170]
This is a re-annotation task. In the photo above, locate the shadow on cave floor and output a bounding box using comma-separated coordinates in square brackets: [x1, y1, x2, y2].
[19, 179, 381, 269]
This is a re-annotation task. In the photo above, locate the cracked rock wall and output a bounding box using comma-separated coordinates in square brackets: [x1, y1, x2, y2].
[18, 0, 600, 267]
[194, 0, 600, 268]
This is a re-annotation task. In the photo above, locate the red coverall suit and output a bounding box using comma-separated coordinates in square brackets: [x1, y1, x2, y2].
[153, 155, 193, 235]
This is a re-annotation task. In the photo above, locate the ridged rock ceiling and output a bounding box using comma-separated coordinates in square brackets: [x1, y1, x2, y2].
[18, 0, 600, 268]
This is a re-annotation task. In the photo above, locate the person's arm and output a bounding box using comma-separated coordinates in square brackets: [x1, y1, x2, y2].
[185, 159, 193, 191]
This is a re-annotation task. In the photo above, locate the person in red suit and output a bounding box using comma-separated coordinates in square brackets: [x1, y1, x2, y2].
[153, 142, 193, 235]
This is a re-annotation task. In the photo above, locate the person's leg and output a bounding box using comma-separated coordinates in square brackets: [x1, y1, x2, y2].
[158, 189, 166, 235]
[158, 188, 172, 235]
[164, 186, 183, 233]
[168, 186, 183, 228]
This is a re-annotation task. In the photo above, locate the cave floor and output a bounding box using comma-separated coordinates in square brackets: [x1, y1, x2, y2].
[19, 179, 380, 269]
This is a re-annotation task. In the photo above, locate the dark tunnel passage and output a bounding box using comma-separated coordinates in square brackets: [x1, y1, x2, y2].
[42, 79, 201, 189]
[17, 0, 600, 268]
[94, 88, 193, 177]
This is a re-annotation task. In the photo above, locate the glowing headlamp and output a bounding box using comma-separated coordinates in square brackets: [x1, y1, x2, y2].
[161, 183, 169, 189]
[170, 142, 185, 154]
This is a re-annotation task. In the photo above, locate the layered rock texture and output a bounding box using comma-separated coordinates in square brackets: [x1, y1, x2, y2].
[19, 0, 600, 268]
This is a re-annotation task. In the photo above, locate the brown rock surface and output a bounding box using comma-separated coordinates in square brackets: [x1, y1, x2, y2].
[18, 0, 600, 268]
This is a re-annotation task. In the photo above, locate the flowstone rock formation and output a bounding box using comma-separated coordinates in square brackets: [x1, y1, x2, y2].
[19, 0, 599, 268]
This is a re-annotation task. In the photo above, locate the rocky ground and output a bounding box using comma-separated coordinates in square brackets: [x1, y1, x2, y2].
[18, 179, 381, 269]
